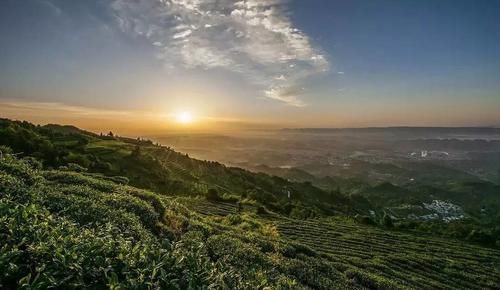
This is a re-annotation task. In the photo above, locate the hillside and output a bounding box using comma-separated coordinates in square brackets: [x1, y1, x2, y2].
[1, 149, 500, 289]
[1, 118, 500, 289]
[1, 118, 500, 236]
[0, 118, 352, 218]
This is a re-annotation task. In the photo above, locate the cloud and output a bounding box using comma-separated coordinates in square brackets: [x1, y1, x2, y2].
[111, 0, 329, 106]
[0, 101, 133, 119]
[265, 86, 306, 107]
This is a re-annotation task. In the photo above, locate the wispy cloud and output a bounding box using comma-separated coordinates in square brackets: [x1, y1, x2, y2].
[0, 101, 133, 118]
[111, 0, 329, 107]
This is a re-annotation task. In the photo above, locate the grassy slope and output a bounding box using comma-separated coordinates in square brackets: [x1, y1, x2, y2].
[1, 155, 499, 289]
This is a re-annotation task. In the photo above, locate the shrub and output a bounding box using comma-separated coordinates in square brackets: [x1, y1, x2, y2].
[21, 156, 43, 170]
[223, 214, 243, 226]
[66, 162, 88, 172]
[0, 145, 13, 155]
[261, 224, 280, 239]
[205, 188, 221, 201]
[107, 175, 130, 185]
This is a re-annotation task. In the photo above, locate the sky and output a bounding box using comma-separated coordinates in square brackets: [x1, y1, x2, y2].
[1, 0, 499, 134]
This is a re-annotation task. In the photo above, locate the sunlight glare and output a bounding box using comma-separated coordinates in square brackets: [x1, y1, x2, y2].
[175, 111, 193, 124]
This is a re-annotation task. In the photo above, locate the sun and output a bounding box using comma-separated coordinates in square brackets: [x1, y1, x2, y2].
[175, 111, 193, 124]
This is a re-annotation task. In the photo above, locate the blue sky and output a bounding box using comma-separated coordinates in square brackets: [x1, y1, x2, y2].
[1, 0, 499, 131]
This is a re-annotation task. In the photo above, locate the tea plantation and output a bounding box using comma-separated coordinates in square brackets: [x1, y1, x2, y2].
[1, 155, 498, 289]
[183, 199, 500, 289]
[1, 118, 500, 289]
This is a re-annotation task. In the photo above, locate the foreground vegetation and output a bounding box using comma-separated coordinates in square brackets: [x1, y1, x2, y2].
[2, 153, 499, 289]
[1, 118, 500, 289]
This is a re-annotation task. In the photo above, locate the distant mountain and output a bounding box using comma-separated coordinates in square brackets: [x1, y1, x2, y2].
[283, 126, 500, 135]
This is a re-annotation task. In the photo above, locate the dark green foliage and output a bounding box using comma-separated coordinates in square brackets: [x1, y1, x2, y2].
[131, 145, 141, 157]
[206, 188, 221, 201]
[256, 205, 268, 215]
[0, 145, 13, 155]
[355, 214, 376, 225]
[289, 206, 317, 219]
[381, 212, 394, 228]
